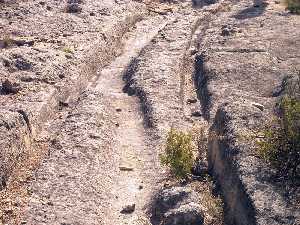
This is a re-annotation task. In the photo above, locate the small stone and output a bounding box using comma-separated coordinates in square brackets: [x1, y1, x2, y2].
[252, 102, 264, 111]
[116, 108, 122, 112]
[115, 122, 120, 127]
[191, 110, 202, 117]
[62, 32, 71, 37]
[221, 28, 230, 36]
[119, 166, 134, 171]
[187, 98, 197, 104]
[65, 53, 72, 59]
[138, 185, 143, 190]
[163, 203, 204, 225]
[120, 204, 135, 214]
[89, 134, 100, 139]
[221, 25, 236, 36]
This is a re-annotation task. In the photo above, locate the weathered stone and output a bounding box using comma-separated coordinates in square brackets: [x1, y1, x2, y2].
[156, 187, 192, 214]
[163, 202, 204, 225]
[151, 186, 204, 225]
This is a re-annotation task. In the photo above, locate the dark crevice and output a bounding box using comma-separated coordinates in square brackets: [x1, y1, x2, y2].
[17, 109, 32, 134]
[194, 54, 212, 121]
[208, 107, 257, 225]
[122, 56, 155, 128]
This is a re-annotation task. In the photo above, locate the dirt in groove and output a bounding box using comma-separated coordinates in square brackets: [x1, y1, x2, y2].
[22, 15, 169, 225]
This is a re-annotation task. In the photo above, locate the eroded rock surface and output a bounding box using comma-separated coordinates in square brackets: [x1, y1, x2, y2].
[192, 0, 300, 224]
[0, 0, 299, 225]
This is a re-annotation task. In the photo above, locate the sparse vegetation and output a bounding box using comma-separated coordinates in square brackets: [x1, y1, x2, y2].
[62, 47, 73, 54]
[160, 128, 195, 179]
[202, 189, 224, 224]
[257, 74, 300, 181]
[191, 179, 224, 225]
[285, 0, 300, 14]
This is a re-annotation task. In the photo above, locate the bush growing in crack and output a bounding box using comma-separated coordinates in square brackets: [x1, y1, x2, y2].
[257, 73, 300, 182]
[160, 128, 195, 179]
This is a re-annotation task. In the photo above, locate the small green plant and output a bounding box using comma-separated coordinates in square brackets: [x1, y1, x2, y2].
[160, 128, 195, 179]
[257, 96, 300, 180]
[285, 0, 300, 14]
[62, 47, 73, 54]
[193, 179, 224, 225]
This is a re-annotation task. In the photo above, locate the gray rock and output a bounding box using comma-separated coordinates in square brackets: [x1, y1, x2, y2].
[152, 186, 203, 224]
[163, 202, 204, 225]
[157, 187, 192, 214]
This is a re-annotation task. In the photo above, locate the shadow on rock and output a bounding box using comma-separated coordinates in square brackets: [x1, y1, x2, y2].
[149, 186, 204, 225]
[233, 1, 268, 20]
[192, 0, 218, 8]
[194, 54, 211, 121]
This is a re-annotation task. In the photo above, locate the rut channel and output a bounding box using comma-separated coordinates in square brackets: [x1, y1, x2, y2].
[23, 16, 169, 225]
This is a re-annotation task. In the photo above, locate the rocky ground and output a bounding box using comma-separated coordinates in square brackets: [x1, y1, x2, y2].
[0, 0, 299, 225]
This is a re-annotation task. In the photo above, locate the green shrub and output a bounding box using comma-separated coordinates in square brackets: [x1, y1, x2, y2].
[258, 96, 300, 180]
[285, 0, 300, 14]
[160, 128, 195, 179]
